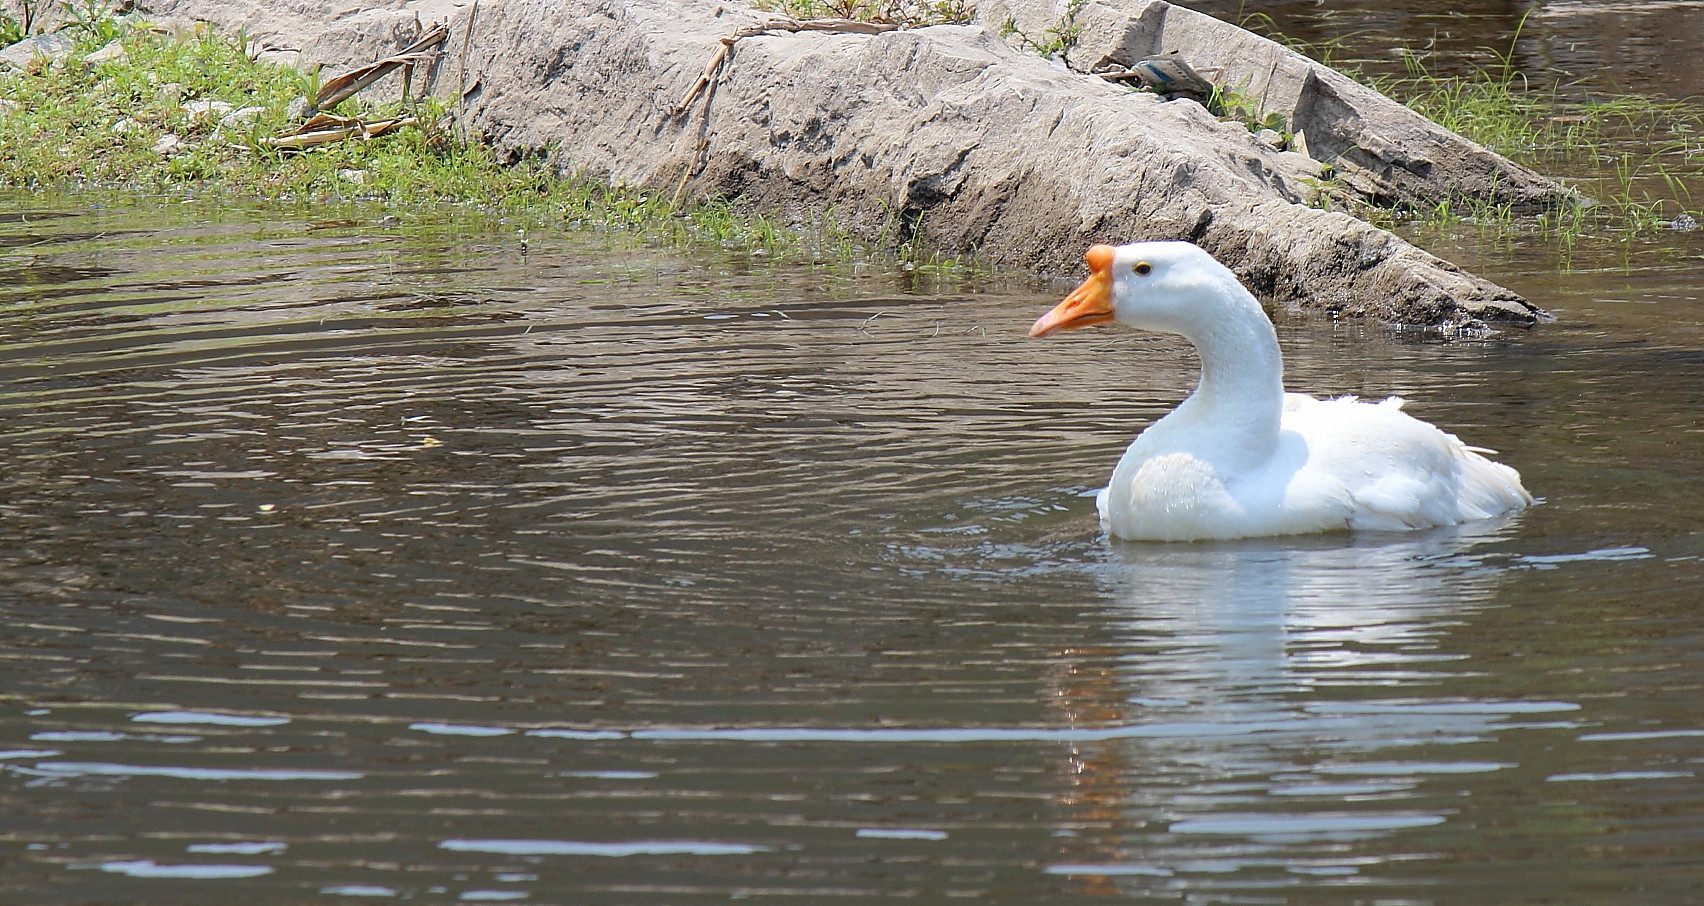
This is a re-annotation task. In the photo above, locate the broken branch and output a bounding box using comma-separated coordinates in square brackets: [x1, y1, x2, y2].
[674, 17, 896, 116]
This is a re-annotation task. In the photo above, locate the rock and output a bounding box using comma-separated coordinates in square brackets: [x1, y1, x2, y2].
[1253, 128, 1286, 151]
[0, 33, 76, 70]
[156, 82, 185, 105]
[218, 105, 268, 130]
[182, 98, 234, 123]
[119, 12, 200, 39]
[112, 116, 144, 134]
[83, 39, 128, 66]
[151, 134, 183, 156]
[253, 48, 300, 68]
[978, 0, 1573, 213]
[142, 0, 1557, 328]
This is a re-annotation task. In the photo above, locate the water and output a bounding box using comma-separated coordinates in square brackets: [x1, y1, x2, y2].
[9, 29, 1696, 906]
[1178, 0, 1704, 99]
[0, 186, 1699, 904]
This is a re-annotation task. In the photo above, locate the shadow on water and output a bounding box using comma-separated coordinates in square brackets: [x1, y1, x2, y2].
[0, 185, 1699, 904]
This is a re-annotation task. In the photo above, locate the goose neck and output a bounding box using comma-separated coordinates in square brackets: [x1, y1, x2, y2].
[1177, 312, 1285, 459]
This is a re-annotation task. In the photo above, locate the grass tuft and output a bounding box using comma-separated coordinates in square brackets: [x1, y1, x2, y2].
[1230, 15, 1704, 250]
[747, 0, 975, 28]
[1376, 68, 1704, 245]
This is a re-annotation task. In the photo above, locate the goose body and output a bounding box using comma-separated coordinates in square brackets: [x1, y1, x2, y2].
[1031, 241, 1531, 542]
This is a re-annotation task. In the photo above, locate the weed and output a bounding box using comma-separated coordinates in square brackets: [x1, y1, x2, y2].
[1384, 67, 1703, 238]
[748, 0, 974, 28]
[991, 0, 1084, 59]
[1206, 81, 1291, 138]
[1218, 9, 1702, 247]
[60, 0, 128, 43]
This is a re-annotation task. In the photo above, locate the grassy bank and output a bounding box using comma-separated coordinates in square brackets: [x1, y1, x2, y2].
[0, 18, 897, 264]
[2, 25, 537, 203]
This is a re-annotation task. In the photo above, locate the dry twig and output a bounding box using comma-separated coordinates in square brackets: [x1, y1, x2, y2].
[674, 17, 896, 116]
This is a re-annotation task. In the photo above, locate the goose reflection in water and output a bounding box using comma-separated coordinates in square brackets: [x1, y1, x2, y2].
[1047, 515, 1576, 892]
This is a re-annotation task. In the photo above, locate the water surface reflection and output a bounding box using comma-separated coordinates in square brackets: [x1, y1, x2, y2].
[1046, 523, 1581, 898]
[0, 194, 1700, 903]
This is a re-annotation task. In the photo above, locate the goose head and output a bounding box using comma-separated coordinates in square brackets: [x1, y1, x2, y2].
[1029, 241, 1256, 339]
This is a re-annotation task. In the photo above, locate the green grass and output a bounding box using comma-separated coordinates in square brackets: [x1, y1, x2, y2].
[1228, 15, 1704, 246]
[1376, 67, 1703, 250]
[0, 24, 579, 206]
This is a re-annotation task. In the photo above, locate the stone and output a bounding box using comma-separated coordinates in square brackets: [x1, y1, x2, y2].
[0, 33, 75, 70]
[978, 0, 1572, 213]
[142, 0, 1563, 329]
[218, 105, 268, 131]
[1253, 128, 1286, 151]
[120, 13, 201, 39]
[151, 134, 183, 155]
[83, 39, 128, 66]
[182, 98, 234, 123]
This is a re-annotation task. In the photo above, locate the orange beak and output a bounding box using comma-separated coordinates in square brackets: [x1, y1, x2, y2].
[1030, 244, 1117, 338]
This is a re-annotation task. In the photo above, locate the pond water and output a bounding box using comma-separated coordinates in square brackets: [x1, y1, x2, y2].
[1179, 0, 1704, 99]
[0, 184, 1699, 904]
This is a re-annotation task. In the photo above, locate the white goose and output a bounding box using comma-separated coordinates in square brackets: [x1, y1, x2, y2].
[1030, 241, 1532, 541]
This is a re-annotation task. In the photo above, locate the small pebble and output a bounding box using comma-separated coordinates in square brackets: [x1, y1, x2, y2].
[82, 40, 126, 66]
[218, 105, 267, 131]
[182, 99, 234, 123]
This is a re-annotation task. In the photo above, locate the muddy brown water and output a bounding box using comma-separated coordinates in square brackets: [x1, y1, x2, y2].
[1, 186, 1699, 904]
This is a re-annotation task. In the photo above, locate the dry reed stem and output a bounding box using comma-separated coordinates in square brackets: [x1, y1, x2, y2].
[673, 17, 896, 116]
[263, 114, 418, 149]
[314, 23, 450, 111]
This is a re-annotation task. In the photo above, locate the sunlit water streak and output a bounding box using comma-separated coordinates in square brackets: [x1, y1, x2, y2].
[0, 194, 1700, 904]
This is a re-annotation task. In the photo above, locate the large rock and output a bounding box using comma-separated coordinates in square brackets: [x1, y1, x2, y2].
[146, 0, 1559, 329]
[979, 0, 1570, 212]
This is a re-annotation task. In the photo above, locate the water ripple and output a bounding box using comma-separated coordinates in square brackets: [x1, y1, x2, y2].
[2, 193, 1701, 904]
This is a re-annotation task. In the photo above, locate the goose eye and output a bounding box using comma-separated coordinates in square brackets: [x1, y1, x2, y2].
[1133, 262, 1152, 276]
